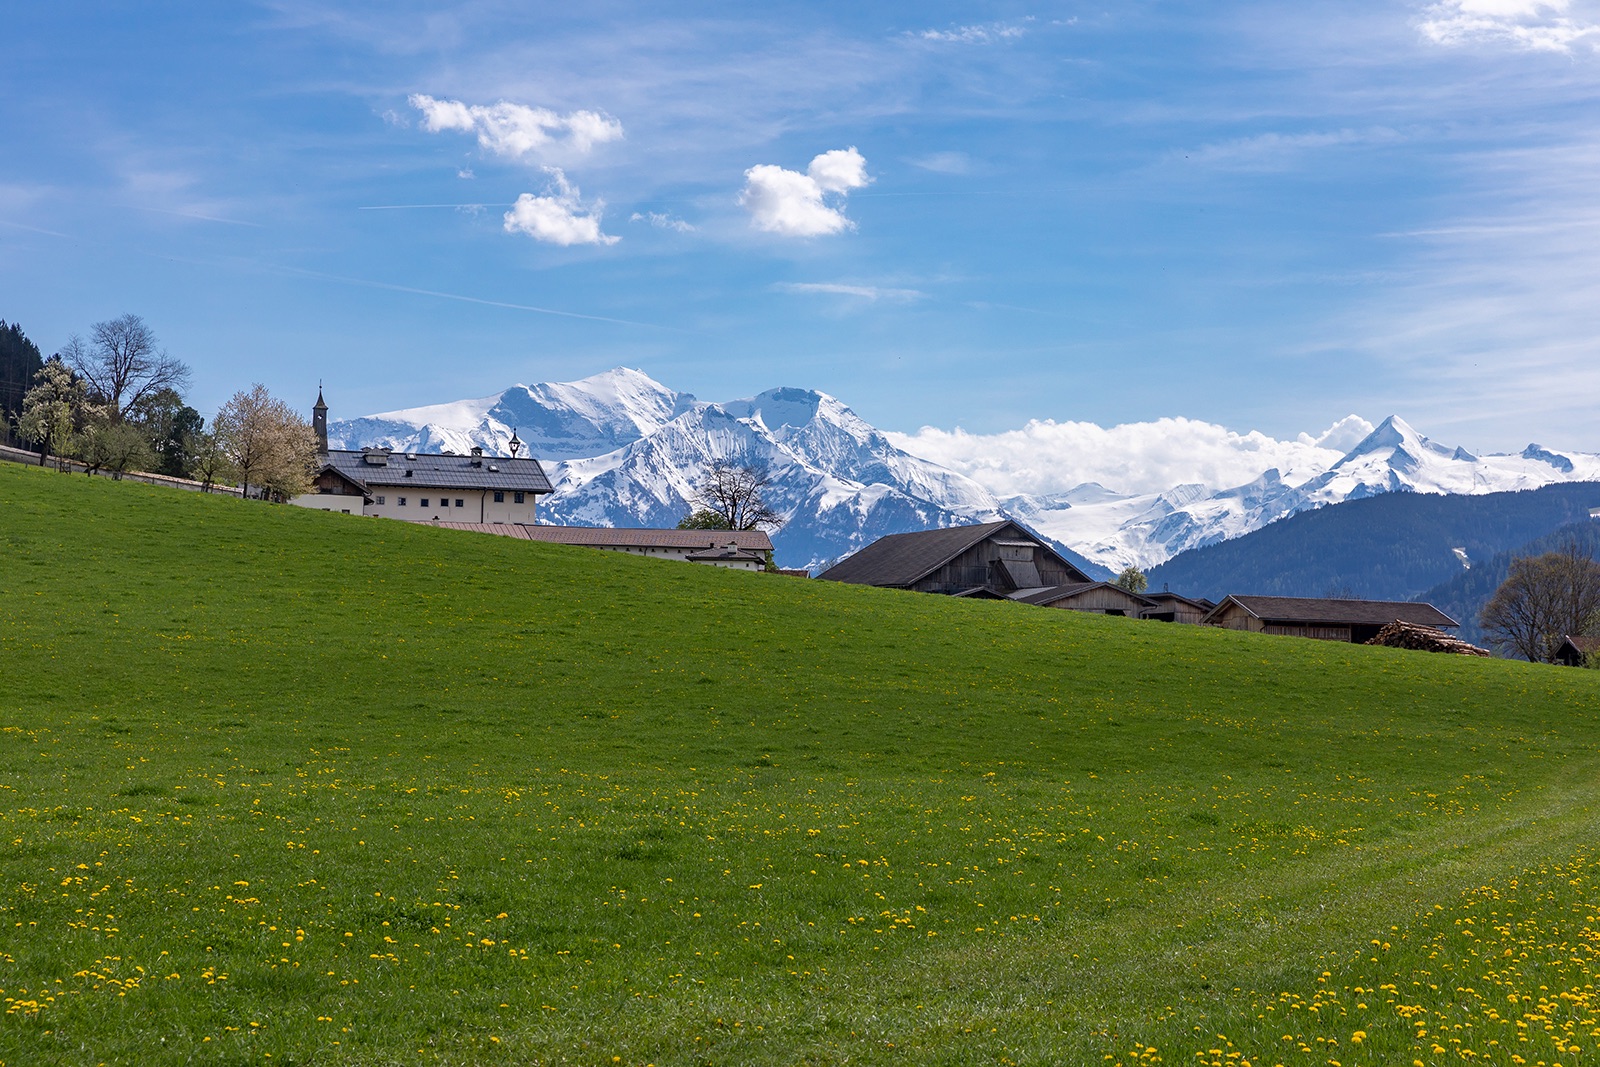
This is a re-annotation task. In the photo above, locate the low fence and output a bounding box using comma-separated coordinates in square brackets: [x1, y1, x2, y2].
[0, 443, 244, 497]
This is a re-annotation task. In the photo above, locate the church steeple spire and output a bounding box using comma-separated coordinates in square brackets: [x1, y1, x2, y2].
[312, 383, 328, 455]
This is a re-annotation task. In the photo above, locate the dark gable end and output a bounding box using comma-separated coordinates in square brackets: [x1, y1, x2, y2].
[817, 520, 1090, 592]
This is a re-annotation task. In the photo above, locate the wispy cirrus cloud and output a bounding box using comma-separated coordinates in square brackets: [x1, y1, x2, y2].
[739, 147, 871, 237]
[408, 94, 623, 162]
[912, 20, 1031, 44]
[773, 281, 926, 302]
[630, 211, 696, 233]
[503, 168, 617, 246]
[1418, 0, 1600, 52]
[1179, 128, 1402, 171]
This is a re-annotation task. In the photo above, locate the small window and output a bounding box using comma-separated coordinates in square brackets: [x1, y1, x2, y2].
[513, 491, 525, 504]
[455, 498, 464, 508]
[439, 498, 449, 509]
[398, 497, 407, 506]
[493, 491, 504, 503]
[376, 495, 386, 505]
[421, 498, 430, 508]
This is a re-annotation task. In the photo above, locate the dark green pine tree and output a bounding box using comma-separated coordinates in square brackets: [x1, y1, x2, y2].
[0, 320, 46, 444]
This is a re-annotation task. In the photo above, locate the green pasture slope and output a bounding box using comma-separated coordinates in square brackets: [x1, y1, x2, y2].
[4, 462, 1600, 1067]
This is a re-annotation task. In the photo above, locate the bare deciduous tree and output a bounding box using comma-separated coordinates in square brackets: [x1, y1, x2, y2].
[213, 384, 318, 501]
[686, 462, 783, 531]
[1479, 540, 1600, 662]
[66, 314, 190, 423]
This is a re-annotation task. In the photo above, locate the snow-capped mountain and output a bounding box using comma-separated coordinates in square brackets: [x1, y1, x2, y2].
[329, 370, 1038, 571]
[328, 371, 1600, 572]
[1010, 416, 1600, 570]
[327, 368, 697, 460]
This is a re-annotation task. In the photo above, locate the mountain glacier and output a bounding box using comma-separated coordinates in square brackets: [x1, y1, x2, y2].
[328, 368, 1600, 572]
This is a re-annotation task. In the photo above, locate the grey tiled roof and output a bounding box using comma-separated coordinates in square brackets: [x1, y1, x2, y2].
[320, 449, 552, 493]
[431, 523, 773, 551]
[1205, 595, 1458, 629]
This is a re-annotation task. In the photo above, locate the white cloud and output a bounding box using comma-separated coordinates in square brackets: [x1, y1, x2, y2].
[739, 147, 871, 237]
[913, 21, 1030, 44]
[1418, 0, 1600, 51]
[502, 168, 618, 246]
[629, 211, 696, 233]
[886, 415, 1370, 498]
[773, 282, 926, 301]
[408, 94, 624, 162]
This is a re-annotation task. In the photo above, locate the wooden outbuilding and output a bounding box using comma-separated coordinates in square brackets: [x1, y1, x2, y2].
[817, 520, 1092, 596]
[1139, 591, 1214, 624]
[1554, 634, 1600, 667]
[1202, 595, 1459, 644]
[432, 522, 774, 571]
[1014, 582, 1155, 616]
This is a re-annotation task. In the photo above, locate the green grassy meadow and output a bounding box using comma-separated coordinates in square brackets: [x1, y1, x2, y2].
[3, 460, 1600, 1066]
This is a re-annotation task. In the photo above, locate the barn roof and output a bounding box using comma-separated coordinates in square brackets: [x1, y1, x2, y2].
[1559, 634, 1600, 655]
[1013, 582, 1156, 608]
[816, 520, 1088, 588]
[1142, 591, 1215, 611]
[1203, 595, 1458, 629]
[430, 523, 773, 551]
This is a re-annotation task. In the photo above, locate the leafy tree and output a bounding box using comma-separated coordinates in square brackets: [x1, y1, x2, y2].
[677, 508, 733, 531]
[213, 384, 318, 501]
[16, 358, 96, 466]
[687, 462, 783, 531]
[1479, 539, 1600, 662]
[64, 314, 190, 423]
[0, 320, 44, 444]
[1114, 565, 1148, 593]
[187, 429, 235, 493]
[127, 386, 204, 477]
[79, 421, 152, 479]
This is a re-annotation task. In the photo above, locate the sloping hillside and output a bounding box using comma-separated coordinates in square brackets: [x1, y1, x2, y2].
[3, 463, 1599, 1065]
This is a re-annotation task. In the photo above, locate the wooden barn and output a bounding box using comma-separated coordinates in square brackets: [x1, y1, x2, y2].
[1139, 590, 1214, 624]
[1202, 595, 1459, 644]
[817, 520, 1092, 596]
[1555, 634, 1600, 667]
[1014, 582, 1155, 616]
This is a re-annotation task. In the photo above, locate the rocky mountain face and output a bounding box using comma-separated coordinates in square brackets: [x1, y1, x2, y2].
[329, 370, 1600, 572]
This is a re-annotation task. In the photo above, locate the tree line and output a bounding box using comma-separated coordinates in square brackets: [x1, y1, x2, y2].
[3, 315, 317, 500]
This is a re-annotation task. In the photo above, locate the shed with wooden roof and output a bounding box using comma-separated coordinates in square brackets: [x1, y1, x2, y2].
[1555, 634, 1600, 667]
[816, 520, 1092, 596]
[1202, 595, 1459, 644]
[432, 522, 773, 571]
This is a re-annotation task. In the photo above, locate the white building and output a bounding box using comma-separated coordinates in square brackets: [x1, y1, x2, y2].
[291, 389, 553, 522]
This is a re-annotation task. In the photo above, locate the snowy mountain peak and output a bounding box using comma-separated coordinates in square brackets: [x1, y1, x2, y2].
[330, 371, 1600, 573]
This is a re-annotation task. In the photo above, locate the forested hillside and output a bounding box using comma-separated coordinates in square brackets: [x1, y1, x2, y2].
[1420, 521, 1600, 649]
[1146, 482, 1600, 602]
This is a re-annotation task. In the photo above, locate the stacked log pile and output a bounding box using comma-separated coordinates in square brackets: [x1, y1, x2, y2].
[1366, 621, 1491, 656]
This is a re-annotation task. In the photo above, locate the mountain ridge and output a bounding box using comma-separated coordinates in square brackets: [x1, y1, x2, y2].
[327, 368, 1600, 572]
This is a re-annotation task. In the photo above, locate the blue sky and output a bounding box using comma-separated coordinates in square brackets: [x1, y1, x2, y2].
[4, 0, 1599, 453]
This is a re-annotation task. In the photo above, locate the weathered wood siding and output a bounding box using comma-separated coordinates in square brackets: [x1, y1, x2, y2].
[911, 538, 1079, 594]
[1262, 623, 1353, 642]
[1044, 586, 1148, 615]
